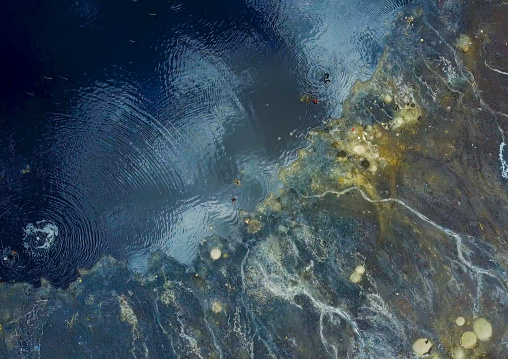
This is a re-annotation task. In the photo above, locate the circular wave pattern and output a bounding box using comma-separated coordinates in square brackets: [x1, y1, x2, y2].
[0, 0, 410, 287]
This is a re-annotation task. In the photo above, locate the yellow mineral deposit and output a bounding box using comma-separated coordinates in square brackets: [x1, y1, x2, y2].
[211, 301, 223, 314]
[412, 338, 432, 357]
[355, 265, 366, 275]
[210, 248, 222, 260]
[352, 144, 367, 155]
[473, 318, 492, 341]
[455, 317, 465, 326]
[391, 104, 421, 130]
[460, 331, 477, 349]
[350, 265, 366, 284]
[247, 219, 262, 233]
[349, 271, 362, 284]
[259, 193, 282, 213]
[456, 34, 472, 53]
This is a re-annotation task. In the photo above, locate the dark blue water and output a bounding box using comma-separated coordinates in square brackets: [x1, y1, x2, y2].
[0, 0, 402, 287]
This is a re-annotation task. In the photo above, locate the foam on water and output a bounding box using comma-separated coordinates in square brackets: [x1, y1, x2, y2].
[23, 221, 59, 251]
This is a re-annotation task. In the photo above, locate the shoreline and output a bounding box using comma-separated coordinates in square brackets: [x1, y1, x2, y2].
[0, 1, 506, 358]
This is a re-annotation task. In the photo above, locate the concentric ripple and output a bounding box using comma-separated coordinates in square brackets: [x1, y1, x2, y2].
[0, 0, 410, 286]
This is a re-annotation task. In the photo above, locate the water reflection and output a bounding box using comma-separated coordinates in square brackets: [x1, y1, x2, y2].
[0, 0, 406, 284]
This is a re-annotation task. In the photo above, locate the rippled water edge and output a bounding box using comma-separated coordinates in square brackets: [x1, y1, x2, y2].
[0, 1, 507, 358]
[0, 0, 409, 286]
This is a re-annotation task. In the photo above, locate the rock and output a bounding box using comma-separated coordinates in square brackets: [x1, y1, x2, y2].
[211, 301, 223, 314]
[455, 317, 465, 326]
[460, 331, 477, 349]
[412, 338, 432, 357]
[352, 144, 366, 155]
[355, 265, 365, 275]
[349, 272, 362, 283]
[473, 318, 492, 341]
[210, 248, 222, 260]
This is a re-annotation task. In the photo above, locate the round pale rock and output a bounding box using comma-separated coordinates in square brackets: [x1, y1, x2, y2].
[460, 331, 477, 349]
[349, 272, 362, 284]
[455, 317, 465, 326]
[384, 94, 393, 104]
[211, 301, 223, 314]
[355, 265, 366, 275]
[352, 144, 366, 155]
[412, 338, 432, 357]
[473, 318, 492, 341]
[452, 347, 465, 359]
[210, 248, 222, 260]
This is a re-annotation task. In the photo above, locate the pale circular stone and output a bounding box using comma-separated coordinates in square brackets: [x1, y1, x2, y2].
[374, 131, 382, 139]
[210, 248, 222, 260]
[384, 94, 393, 104]
[412, 338, 432, 357]
[456, 317, 465, 326]
[349, 272, 362, 283]
[211, 301, 223, 314]
[452, 347, 465, 359]
[473, 318, 492, 341]
[355, 265, 366, 275]
[460, 331, 477, 349]
[352, 144, 366, 155]
[395, 118, 404, 126]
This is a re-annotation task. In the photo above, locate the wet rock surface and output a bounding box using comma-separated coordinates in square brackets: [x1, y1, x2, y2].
[0, 1, 507, 358]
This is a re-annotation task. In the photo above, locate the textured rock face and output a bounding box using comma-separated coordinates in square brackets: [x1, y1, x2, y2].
[0, 1, 506, 358]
